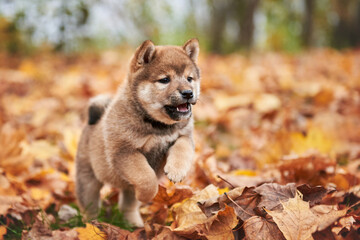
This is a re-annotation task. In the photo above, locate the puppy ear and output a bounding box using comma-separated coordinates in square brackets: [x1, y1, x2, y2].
[135, 40, 155, 65]
[183, 38, 199, 63]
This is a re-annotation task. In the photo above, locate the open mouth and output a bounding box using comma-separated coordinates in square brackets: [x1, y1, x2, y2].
[165, 103, 191, 114]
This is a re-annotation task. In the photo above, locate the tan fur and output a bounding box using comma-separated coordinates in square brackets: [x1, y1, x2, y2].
[75, 39, 200, 227]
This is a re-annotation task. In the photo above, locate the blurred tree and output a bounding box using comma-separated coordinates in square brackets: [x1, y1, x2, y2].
[55, 1, 90, 51]
[331, 0, 360, 49]
[0, 14, 25, 54]
[1, 0, 360, 53]
[207, 0, 230, 53]
[207, 0, 259, 53]
[302, 0, 314, 47]
[233, 0, 260, 49]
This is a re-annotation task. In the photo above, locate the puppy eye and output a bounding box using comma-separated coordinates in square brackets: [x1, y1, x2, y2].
[187, 76, 193, 82]
[158, 77, 170, 84]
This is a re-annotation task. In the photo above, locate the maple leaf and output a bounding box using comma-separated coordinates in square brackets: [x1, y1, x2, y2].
[311, 205, 347, 231]
[243, 215, 285, 240]
[266, 193, 318, 240]
[172, 185, 238, 239]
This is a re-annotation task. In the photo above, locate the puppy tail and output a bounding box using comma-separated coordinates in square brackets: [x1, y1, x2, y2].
[87, 94, 112, 125]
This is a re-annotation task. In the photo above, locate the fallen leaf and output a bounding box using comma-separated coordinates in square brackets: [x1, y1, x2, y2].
[296, 184, 328, 207]
[92, 220, 139, 240]
[311, 205, 347, 231]
[266, 193, 317, 240]
[243, 215, 285, 240]
[331, 215, 356, 235]
[172, 184, 219, 233]
[0, 195, 22, 215]
[172, 185, 238, 239]
[254, 93, 281, 113]
[153, 184, 193, 206]
[76, 223, 106, 240]
[51, 229, 78, 240]
[255, 182, 296, 210]
[198, 186, 259, 221]
[145, 223, 186, 240]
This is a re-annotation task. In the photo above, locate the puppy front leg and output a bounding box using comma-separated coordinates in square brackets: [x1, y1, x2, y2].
[115, 152, 158, 203]
[164, 136, 194, 183]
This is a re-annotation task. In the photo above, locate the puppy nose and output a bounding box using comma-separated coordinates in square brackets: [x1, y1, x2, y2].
[181, 90, 193, 99]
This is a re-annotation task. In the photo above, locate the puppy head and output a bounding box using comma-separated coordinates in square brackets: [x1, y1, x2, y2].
[129, 39, 201, 125]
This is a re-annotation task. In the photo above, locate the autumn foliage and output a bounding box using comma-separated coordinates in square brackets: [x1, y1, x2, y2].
[0, 49, 360, 239]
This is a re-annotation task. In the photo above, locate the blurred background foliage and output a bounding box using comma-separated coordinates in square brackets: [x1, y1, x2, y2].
[0, 0, 360, 54]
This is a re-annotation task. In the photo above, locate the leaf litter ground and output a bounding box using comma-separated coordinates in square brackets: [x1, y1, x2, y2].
[0, 49, 360, 239]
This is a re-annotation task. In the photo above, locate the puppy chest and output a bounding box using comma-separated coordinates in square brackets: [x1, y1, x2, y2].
[140, 135, 177, 172]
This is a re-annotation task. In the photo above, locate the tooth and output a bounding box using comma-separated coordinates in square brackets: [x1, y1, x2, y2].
[176, 107, 180, 111]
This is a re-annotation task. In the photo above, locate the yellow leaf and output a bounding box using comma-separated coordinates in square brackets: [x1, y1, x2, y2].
[76, 223, 106, 240]
[218, 187, 229, 195]
[30, 187, 51, 201]
[172, 184, 219, 233]
[22, 140, 60, 161]
[29, 169, 55, 181]
[254, 94, 281, 113]
[231, 169, 257, 177]
[63, 128, 81, 160]
[290, 127, 334, 155]
[215, 144, 231, 159]
[19, 59, 38, 78]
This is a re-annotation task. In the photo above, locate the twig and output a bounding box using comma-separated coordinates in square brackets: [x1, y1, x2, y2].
[217, 175, 235, 189]
[224, 192, 254, 219]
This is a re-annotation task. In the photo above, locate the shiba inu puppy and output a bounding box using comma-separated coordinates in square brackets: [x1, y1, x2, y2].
[75, 39, 200, 227]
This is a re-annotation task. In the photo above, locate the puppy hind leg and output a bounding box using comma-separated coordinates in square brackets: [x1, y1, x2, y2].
[119, 186, 144, 227]
[75, 160, 103, 220]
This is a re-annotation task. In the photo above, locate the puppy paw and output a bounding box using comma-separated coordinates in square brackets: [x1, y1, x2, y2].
[124, 210, 144, 228]
[164, 163, 188, 183]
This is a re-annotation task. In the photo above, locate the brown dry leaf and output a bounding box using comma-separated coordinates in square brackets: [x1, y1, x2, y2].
[21, 213, 52, 240]
[201, 205, 238, 240]
[145, 223, 186, 240]
[153, 184, 193, 206]
[254, 182, 296, 210]
[51, 229, 78, 240]
[198, 187, 245, 217]
[226, 187, 261, 221]
[243, 215, 285, 240]
[92, 220, 137, 240]
[278, 155, 336, 186]
[296, 184, 329, 207]
[311, 205, 347, 231]
[0, 195, 22, 215]
[266, 193, 317, 240]
[171, 184, 219, 233]
[198, 186, 260, 221]
[172, 185, 238, 239]
[76, 223, 106, 240]
[331, 215, 356, 235]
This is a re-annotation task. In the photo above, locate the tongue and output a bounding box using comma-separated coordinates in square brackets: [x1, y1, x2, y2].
[176, 103, 188, 112]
